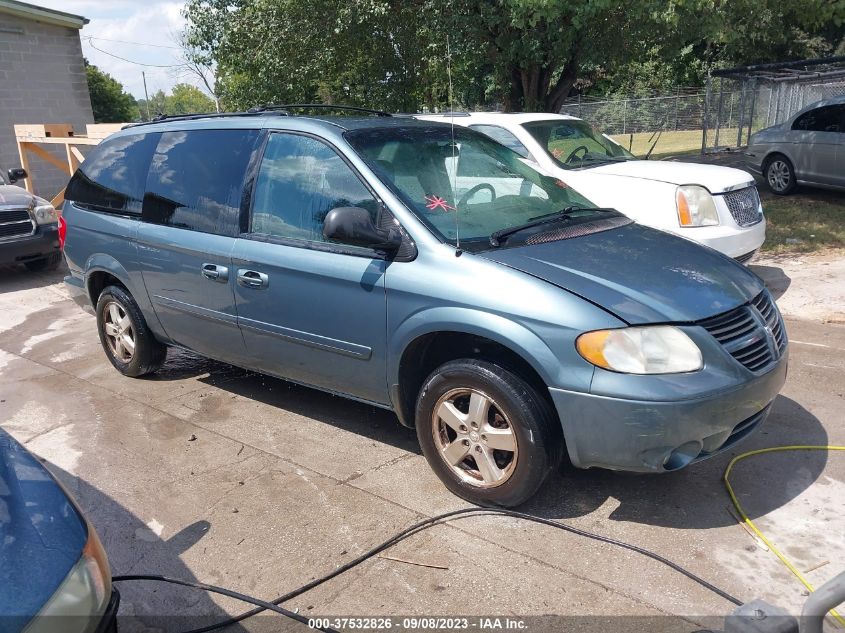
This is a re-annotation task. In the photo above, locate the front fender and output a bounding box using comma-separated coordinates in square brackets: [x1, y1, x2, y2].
[387, 306, 576, 393]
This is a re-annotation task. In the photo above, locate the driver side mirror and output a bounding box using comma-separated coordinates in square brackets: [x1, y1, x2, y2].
[323, 206, 402, 252]
[7, 168, 27, 184]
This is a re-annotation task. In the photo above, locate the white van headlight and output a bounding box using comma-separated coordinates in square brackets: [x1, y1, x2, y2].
[676, 185, 719, 227]
[576, 326, 703, 374]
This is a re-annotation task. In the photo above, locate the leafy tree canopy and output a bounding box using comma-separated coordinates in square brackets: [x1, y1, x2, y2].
[85, 60, 139, 122]
[183, 0, 845, 112]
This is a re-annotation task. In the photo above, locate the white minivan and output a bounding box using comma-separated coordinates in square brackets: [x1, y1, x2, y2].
[416, 112, 766, 263]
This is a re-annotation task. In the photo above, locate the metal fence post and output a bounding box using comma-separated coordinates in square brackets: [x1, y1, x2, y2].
[701, 74, 711, 153]
[746, 77, 757, 144]
[714, 77, 725, 148]
[736, 82, 746, 146]
[622, 99, 628, 134]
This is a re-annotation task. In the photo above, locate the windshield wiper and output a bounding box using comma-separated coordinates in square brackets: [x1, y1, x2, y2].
[489, 207, 615, 247]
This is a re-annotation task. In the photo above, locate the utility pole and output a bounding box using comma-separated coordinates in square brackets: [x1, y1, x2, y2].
[142, 71, 151, 121]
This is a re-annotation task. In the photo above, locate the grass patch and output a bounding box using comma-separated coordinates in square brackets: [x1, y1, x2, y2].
[609, 128, 743, 159]
[761, 190, 845, 253]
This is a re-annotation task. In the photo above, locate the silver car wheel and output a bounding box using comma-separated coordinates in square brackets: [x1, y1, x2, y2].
[431, 388, 518, 488]
[103, 301, 135, 362]
[767, 160, 791, 192]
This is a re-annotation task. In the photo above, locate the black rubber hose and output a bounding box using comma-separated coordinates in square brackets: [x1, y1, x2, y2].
[111, 574, 340, 633]
[114, 507, 743, 633]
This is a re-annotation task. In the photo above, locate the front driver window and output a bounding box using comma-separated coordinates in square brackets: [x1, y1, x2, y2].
[251, 133, 379, 243]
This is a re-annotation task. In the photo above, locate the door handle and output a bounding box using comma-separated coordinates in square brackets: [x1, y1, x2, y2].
[201, 263, 229, 282]
[237, 269, 269, 289]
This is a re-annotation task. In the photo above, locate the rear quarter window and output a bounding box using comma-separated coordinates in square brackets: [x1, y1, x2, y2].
[65, 133, 158, 215]
[142, 129, 261, 236]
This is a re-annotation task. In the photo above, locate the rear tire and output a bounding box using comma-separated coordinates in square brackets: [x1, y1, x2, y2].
[24, 252, 62, 272]
[764, 154, 796, 195]
[96, 285, 166, 377]
[415, 359, 561, 507]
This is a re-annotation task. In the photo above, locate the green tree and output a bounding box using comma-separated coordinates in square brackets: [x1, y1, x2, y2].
[168, 83, 216, 114]
[85, 60, 138, 122]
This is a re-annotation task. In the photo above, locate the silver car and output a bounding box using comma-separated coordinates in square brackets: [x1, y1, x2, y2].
[746, 95, 845, 194]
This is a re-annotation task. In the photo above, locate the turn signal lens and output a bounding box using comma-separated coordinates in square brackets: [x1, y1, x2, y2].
[576, 326, 703, 374]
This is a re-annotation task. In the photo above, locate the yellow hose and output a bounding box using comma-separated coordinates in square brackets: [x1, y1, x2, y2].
[724, 445, 845, 627]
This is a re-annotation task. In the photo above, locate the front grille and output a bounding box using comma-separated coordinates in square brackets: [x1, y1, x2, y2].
[0, 208, 34, 238]
[699, 289, 787, 372]
[721, 186, 763, 227]
[525, 215, 632, 245]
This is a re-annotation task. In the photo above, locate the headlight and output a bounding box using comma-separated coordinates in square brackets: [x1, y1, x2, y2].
[576, 326, 703, 374]
[31, 200, 58, 225]
[676, 185, 719, 227]
[24, 524, 111, 633]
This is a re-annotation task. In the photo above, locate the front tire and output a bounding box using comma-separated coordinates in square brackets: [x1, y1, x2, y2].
[96, 285, 166, 377]
[764, 154, 796, 195]
[415, 359, 561, 507]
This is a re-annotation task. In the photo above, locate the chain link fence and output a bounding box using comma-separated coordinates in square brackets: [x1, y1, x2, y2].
[558, 58, 845, 157]
[559, 89, 707, 157]
[703, 71, 845, 151]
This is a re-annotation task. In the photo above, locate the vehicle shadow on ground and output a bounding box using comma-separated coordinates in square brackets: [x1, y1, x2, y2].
[0, 262, 67, 294]
[45, 461, 254, 633]
[172, 347, 826, 530]
[524, 394, 829, 529]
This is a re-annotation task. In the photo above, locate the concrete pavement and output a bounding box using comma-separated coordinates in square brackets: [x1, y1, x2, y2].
[1, 264, 843, 632]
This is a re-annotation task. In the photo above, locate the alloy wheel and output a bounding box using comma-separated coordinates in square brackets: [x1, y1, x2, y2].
[431, 388, 518, 488]
[103, 301, 135, 362]
[767, 160, 791, 192]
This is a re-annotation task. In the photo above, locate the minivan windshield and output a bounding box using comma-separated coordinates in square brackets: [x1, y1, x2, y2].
[345, 125, 606, 250]
[522, 120, 635, 169]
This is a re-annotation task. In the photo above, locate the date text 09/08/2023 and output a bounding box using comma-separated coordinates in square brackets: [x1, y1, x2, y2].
[307, 617, 528, 630]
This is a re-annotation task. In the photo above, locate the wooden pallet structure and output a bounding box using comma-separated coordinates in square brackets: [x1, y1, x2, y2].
[14, 123, 123, 207]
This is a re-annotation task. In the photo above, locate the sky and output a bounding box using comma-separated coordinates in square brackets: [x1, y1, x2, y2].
[34, 0, 197, 100]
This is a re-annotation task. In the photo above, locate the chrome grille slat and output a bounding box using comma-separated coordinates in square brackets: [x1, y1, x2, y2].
[721, 186, 763, 227]
[0, 208, 31, 223]
[699, 289, 786, 372]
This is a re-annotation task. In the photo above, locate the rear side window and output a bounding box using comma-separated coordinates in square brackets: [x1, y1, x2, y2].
[142, 129, 260, 236]
[65, 133, 158, 215]
[469, 124, 530, 158]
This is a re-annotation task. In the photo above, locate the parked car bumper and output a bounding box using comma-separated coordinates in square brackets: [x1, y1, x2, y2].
[0, 223, 60, 266]
[548, 351, 788, 472]
[672, 219, 766, 261]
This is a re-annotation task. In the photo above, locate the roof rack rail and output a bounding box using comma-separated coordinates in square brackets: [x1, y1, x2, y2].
[417, 111, 471, 117]
[125, 110, 289, 128]
[248, 104, 392, 117]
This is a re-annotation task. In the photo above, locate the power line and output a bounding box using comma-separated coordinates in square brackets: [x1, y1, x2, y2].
[84, 38, 183, 68]
[84, 35, 182, 50]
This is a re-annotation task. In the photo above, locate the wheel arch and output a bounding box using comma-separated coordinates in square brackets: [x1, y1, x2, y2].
[388, 308, 563, 429]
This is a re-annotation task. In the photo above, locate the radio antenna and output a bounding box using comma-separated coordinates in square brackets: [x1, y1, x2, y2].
[446, 36, 462, 256]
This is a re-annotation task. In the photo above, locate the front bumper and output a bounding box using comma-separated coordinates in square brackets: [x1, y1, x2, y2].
[549, 352, 788, 472]
[0, 224, 60, 265]
[672, 217, 766, 260]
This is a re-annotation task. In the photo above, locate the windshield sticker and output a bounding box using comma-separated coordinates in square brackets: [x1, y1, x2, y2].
[425, 194, 456, 212]
[551, 148, 564, 159]
[554, 179, 569, 189]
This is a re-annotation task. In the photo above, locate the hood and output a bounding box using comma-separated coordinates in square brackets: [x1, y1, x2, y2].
[480, 223, 763, 324]
[0, 429, 87, 626]
[585, 160, 754, 194]
[0, 185, 36, 208]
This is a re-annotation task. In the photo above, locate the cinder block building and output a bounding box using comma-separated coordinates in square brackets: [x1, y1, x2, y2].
[0, 0, 92, 198]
